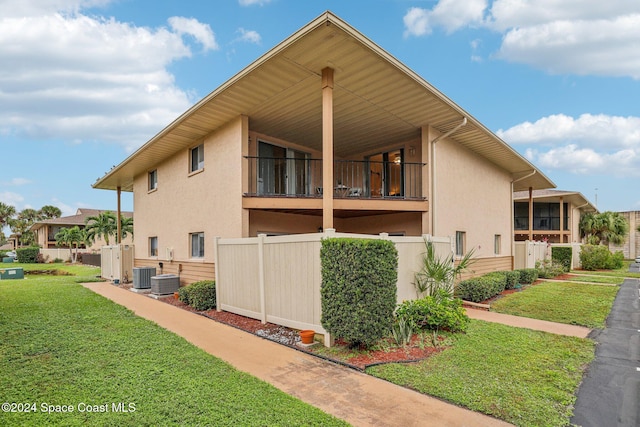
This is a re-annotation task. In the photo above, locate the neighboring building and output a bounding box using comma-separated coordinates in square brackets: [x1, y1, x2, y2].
[30, 208, 133, 250]
[513, 189, 597, 243]
[609, 211, 640, 260]
[93, 11, 554, 284]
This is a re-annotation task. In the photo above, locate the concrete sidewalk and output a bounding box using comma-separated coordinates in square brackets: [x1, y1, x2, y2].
[83, 282, 512, 427]
[465, 308, 592, 338]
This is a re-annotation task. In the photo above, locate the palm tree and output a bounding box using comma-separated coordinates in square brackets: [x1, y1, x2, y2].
[120, 215, 134, 241]
[38, 205, 62, 220]
[579, 211, 629, 245]
[413, 238, 475, 299]
[0, 202, 16, 230]
[55, 226, 85, 263]
[84, 211, 117, 245]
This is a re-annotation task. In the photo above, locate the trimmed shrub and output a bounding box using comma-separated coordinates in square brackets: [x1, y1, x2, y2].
[552, 247, 572, 272]
[184, 280, 216, 311]
[395, 290, 469, 332]
[321, 238, 398, 348]
[16, 247, 39, 263]
[517, 268, 539, 284]
[178, 286, 191, 306]
[580, 245, 624, 271]
[536, 259, 565, 279]
[455, 274, 505, 303]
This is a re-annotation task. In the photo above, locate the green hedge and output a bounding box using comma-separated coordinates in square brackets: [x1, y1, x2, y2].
[320, 238, 397, 348]
[552, 247, 572, 272]
[395, 291, 469, 332]
[455, 274, 506, 303]
[179, 280, 216, 311]
[516, 268, 539, 284]
[16, 247, 39, 263]
[579, 245, 624, 270]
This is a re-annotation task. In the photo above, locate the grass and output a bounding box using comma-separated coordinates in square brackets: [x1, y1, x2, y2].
[0, 275, 347, 426]
[491, 281, 619, 328]
[545, 273, 624, 285]
[572, 260, 640, 278]
[368, 320, 594, 427]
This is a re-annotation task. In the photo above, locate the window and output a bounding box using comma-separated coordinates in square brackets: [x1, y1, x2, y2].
[148, 169, 157, 191]
[190, 144, 204, 173]
[190, 232, 204, 258]
[455, 231, 466, 257]
[149, 236, 158, 257]
[494, 234, 501, 255]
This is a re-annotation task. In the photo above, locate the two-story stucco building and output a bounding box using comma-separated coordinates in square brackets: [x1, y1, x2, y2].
[93, 11, 554, 285]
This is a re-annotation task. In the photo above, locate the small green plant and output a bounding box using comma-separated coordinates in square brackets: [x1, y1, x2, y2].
[413, 239, 475, 298]
[184, 280, 216, 311]
[16, 247, 40, 263]
[391, 317, 413, 346]
[53, 258, 63, 263]
[536, 259, 565, 279]
[516, 268, 538, 284]
[178, 286, 191, 305]
[455, 274, 505, 303]
[579, 245, 624, 270]
[395, 290, 469, 332]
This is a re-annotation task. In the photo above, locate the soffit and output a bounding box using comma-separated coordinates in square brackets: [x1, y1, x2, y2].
[93, 11, 554, 193]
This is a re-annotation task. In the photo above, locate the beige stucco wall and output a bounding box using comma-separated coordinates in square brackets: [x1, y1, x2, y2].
[431, 135, 513, 260]
[133, 116, 247, 265]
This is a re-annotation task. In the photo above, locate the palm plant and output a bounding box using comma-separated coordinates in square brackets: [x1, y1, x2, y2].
[120, 216, 134, 240]
[413, 238, 475, 300]
[84, 211, 117, 245]
[579, 211, 629, 245]
[38, 205, 62, 220]
[0, 202, 16, 230]
[55, 226, 86, 263]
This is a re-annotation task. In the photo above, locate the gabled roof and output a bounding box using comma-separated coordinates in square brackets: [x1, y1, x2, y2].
[93, 11, 555, 193]
[513, 189, 598, 213]
[30, 208, 134, 231]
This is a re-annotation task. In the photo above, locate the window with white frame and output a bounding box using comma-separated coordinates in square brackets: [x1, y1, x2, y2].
[149, 236, 158, 257]
[494, 234, 501, 255]
[190, 232, 204, 258]
[148, 169, 158, 191]
[455, 231, 466, 257]
[190, 144, 204, 173]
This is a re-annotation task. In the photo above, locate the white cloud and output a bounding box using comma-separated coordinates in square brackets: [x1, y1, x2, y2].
[0, 191, 25, 206]
[236, 28, 261, 44]
[497, 113, 640, 149]
[500, 113, 640, 176]
[238, 0, 271, 6]
[404, 0, 487, 37]
[0, 4, 219, 151]
[1, 178, 31, 186]
[168, 16, 218, 51]
[403, 0, 640, 79]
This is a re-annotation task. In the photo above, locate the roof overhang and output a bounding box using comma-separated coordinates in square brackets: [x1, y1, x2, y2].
[93, 11, 555, 193]
[514, 190, 598, 213]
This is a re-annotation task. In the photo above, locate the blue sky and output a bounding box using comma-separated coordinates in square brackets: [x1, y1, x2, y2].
[1, 0, 639, 224]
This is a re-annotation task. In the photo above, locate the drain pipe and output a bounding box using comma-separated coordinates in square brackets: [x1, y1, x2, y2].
[431, 117, 467, 235]
[511, 170, 537, 268]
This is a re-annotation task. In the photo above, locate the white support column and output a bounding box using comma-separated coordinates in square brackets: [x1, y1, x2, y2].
[322, 67, 334, 231]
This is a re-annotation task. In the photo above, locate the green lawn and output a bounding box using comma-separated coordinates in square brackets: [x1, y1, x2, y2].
[572, 260, 640, 278]
[491, 281, 619, 328]
[547, 274, 624, 285]
[368, 321, 594, 427]
[0, 274, 347, 426]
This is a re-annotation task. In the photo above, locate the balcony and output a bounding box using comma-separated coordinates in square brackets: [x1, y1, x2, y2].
[245, 157, 426, 200]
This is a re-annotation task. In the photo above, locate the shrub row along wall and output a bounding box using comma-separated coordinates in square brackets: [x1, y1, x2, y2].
[455, 269, 539, 303]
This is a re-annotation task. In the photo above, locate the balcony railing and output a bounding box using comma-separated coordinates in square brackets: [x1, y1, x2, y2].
[245, 157, 426, 200]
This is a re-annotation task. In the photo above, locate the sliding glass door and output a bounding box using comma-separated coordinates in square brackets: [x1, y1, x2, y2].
[257, 141, 310, 196]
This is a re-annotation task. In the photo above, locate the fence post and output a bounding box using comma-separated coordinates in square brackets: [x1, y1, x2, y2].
[213, 236, 221, 312]
[257, 234, 267, 324]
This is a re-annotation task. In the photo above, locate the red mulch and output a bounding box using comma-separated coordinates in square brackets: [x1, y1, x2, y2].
[153, 291, 442, 371]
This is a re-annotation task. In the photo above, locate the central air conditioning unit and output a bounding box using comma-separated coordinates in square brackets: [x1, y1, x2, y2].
[132, 267, 156, 289]
[150, 274, 180, 295]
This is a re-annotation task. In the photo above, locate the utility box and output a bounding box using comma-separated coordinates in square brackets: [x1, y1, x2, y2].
[133, 267, 156, 289]
[0, 267, 24, 280]
[150, 274, 180, 295]
[2, 257, 14, 263]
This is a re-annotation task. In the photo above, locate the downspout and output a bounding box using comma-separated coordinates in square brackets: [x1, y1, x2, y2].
[511, 170, 537, 268]
[431, 117, 467, 235]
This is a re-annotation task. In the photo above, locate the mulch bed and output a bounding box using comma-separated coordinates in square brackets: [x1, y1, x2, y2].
[127, 286, 443, 371]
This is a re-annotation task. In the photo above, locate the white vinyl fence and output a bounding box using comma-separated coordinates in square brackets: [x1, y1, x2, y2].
[514, 241, 582, 270]
[101, 245, 134, 283]
[213, 229, 453, 347]
[40, 248, 73, 262]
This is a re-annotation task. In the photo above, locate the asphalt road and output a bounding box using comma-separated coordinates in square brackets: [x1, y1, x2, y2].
[571, 277, 640, 427]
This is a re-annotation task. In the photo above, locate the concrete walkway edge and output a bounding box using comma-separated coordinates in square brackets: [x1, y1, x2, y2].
[83, 282, 512, 427]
